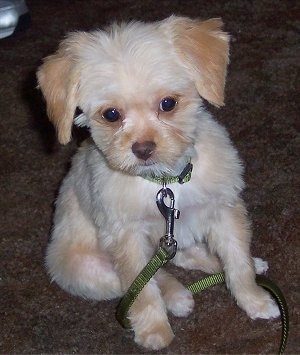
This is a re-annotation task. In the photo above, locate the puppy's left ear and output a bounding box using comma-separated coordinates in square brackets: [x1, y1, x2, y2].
[163, 17, 230, 107]
[37, 46, 79, 144]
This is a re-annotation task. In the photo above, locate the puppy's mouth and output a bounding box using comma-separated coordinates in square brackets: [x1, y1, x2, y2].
[129, 157, 164, 176]
[109, 140, 191, 178]
[136, 159, 156, 167]
[132, 157, 180, 179]
[133, 158, 159, 173]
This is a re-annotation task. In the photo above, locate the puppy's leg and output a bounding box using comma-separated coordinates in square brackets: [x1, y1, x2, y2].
[172, 243, 222, 273]
[173, 244, 266, 275]
[209, 201, 280, 320]
[155, 269, 194, 317]
[111, 231, 174, 350]
[46, 187, 122, 300]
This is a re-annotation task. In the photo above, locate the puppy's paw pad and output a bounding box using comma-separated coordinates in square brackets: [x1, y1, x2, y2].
[135, 324, 174, 350]
[166, 289, 194, 317]
[253, 257, 269, 274]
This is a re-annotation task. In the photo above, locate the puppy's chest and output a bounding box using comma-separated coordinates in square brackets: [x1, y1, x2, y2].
[174, 200, 209, 247]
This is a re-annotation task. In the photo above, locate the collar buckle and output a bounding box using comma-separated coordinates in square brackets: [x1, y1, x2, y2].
[177, 162, 193, 184]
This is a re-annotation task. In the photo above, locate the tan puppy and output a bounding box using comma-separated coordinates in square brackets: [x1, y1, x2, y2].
[37, 16, 279, 350]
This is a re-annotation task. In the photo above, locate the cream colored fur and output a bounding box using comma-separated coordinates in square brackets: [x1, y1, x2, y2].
[37, 16, 279, 350]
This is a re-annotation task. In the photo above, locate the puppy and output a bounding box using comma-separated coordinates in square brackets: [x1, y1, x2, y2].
[37, 16, 279, 350]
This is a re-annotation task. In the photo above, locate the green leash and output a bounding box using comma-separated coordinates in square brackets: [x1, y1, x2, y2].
[116, 247, 289, 354]
[116, 247, 170, 329]
[116, 178, 289, 353]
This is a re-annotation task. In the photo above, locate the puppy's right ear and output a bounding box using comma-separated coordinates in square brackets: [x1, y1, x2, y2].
[37, 46, 79, 144]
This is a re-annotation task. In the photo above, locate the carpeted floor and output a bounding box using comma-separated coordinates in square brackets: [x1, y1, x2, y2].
[0, 0, 299, 353]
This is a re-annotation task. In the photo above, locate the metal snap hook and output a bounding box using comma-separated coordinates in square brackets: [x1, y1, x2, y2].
[156, 186, 180, 259]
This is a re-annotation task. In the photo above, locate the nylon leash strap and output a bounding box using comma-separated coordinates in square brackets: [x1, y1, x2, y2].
[116, 247, 169, 329]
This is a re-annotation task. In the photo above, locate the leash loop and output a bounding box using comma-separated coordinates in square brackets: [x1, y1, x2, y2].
[159, 236, 177, 260]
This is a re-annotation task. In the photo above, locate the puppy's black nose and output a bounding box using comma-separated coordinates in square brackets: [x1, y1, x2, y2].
[132, 141, 156, 161]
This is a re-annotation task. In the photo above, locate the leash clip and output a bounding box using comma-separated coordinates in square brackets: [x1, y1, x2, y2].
[156, 186, 179, 259]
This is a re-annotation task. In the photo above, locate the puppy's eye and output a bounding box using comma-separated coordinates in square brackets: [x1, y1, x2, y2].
[159, 97, 177, 112]
[102, 108, 121, 122]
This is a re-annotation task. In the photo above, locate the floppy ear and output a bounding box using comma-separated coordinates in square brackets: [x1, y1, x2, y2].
[165, 17, 230, 107]
[37, 47, 79, 144]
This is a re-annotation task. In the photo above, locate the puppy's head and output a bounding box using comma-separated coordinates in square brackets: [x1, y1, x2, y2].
[37, 16, 229, 177]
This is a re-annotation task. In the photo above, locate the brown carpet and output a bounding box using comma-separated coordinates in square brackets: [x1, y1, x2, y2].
[0, 0, 299, 353]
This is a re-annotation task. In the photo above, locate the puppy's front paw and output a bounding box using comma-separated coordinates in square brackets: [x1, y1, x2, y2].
[130, 303, 174, 350]
[241, 288, 280, 320]
[134, 322, 174, 350]
[165, 288, 194, 317]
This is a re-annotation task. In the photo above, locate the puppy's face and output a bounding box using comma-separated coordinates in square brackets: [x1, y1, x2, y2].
[37, 17, 229, 177]
[77, 30, 200, 176]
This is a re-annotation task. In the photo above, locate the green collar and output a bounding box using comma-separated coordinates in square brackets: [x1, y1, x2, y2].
[143, 162, 193, 185]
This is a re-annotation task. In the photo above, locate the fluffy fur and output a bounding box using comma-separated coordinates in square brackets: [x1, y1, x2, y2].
[37, 16, 279, 350]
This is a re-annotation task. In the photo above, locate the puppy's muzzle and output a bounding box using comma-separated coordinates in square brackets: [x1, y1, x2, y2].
[132, 141, 156, 161]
